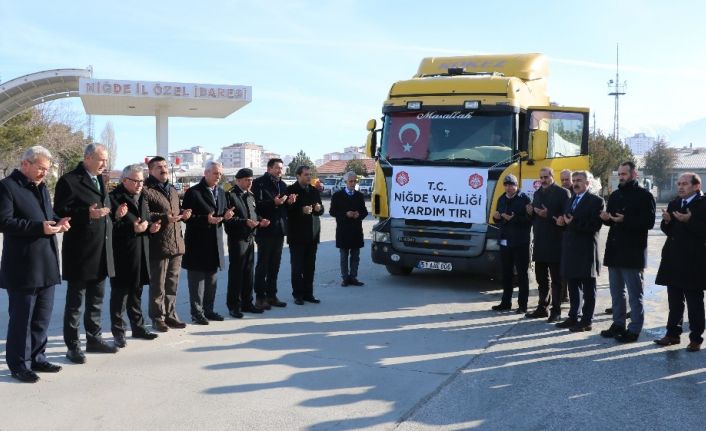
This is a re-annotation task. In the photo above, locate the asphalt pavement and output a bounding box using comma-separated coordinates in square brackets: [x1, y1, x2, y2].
[0, 200, 702, 430]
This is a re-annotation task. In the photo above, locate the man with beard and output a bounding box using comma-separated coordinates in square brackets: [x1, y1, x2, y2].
[525, 168, 571, 322]
[0, 146, 71, 382]
[554, 171, 604, 332]
[599, 161, 655, 342]
[54, 143, 118, 363]
[109, 165, 161, 348]
[143, 156, 192, 332]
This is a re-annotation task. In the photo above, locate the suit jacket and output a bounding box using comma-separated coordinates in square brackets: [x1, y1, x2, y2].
[109, 184, 153, 287]
[54, 162, 115, 281]
[329, 189, 368, 249]
[143, 175, 186, 258]
[560, 191, 604, 279]
[286, 181, 324, 246]
[603, 180, 656, 269]
[0, 169, 61, 290]
[252, 172, 289, 238]
[181, 178, 226, 272]
[225, 186, 260, 246]
[531, 183, 571, 263]
[655, 193, 706, 289]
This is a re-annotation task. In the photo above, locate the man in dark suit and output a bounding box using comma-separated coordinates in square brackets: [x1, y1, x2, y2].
[224, 168, 271, 318]
[329, 171, 369, 286]
[599, 161, 655, 342]
[525, 167, 571, 322]
[0, 146, 71, 383]
[54, 143, 118, 363]
[491, 174, 532, 313]
[554, 170, 604, 332]
[252, 158, 296, 309]
[654, 172, 706, 352]
[287, 165, 324, 305]
[182, 161, 234, 324]
[109, 165, 161, 348]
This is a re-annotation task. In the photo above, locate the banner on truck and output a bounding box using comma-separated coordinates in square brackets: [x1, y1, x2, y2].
[390, 166, 489, 223]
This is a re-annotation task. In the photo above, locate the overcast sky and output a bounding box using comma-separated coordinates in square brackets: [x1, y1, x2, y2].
[2, 0, 705, 167]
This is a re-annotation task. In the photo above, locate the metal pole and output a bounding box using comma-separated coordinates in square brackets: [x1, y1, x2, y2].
[156, 109, 169, 158]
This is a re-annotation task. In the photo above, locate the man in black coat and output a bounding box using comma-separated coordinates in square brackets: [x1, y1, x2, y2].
[54, 143, 118, 363]
[224, 168, 271, 318]
[491, 174, 532, 313]
[654, 173, 706, 352]
[330, 172, 369, 287]
[109, 165, 161, 348]
[555, 171, 604, 332]
[182, 161, 234, 324]
[599, 161, 656, 342]
[525, 167, 570, 321]
[0, 146, 71, 382]
[252, 158, 296, 309]
[287, 165, 324, 305]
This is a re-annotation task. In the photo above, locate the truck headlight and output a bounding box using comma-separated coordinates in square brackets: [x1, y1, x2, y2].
[373, 231, 391, 243]
[485, 239, 500, 251]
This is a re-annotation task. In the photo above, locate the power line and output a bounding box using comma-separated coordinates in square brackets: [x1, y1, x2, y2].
[607, 44, 626, 142]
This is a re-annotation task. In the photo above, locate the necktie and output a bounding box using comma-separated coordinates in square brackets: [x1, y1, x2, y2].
[682, 199, 688, 209]
[92, 176, 101, 192]
[571, 196, 581, 212]
[211, 187, 217, 203]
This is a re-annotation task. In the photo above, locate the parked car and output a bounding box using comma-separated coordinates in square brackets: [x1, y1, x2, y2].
[321, 177, 340, 196]
[358, 177, 374, 196]
[333, 177, 359, 194]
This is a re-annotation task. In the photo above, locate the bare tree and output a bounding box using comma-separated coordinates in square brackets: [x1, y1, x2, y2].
[100, 122, 117, 170]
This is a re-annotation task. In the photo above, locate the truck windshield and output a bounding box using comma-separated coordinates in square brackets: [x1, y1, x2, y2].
[380, 111, 515, 165]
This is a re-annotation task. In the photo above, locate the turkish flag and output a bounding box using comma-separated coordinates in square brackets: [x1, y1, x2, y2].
[387, 114, 430, 159]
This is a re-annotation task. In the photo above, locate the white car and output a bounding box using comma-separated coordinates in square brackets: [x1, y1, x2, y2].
[358, 178, 374, 196]
[321, 177, 340, 196]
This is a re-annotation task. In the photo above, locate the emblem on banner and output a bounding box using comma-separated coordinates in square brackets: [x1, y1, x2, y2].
[468, 173, 483, 189]
[396, 171, 410, 186]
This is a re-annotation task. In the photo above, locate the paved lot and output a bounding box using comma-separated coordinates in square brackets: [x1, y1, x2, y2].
[0, 201, 702, 430]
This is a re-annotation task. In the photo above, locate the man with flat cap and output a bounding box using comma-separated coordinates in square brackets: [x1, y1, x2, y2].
[224, 168, 271, 318]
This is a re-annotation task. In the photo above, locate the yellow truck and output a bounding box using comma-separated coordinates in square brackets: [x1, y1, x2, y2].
[365, 53, 590, 275]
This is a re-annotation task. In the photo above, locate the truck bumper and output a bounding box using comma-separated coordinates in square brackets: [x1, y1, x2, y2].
[371, 241, 501, 275]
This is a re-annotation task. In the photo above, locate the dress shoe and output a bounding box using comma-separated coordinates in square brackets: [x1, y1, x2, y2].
[525, 308, 549, 319]
[303, 296, 321, 304]
[31, 361, 62, 373]
[491, 303, 511, 311]
[66, 348, 86, 364]
[152, 319, 169, 332]
[687, 342, 702, 352]
[192, 315, 210, 325]
[242, 304, 265, 314]
[113, 335, 127, 348]
[555, 317, 578, 329]
[349, 278, 365, 286]
[515, 307, 527, 314]
[86, 340, 119, 354]
[341, 278, 349, 287]
[600, 324, 626, 338]
[569, 324, 592, 332]
[229, 309, 244, 319]
[294, 297, 305, 305]
[165, 317, 187, 329]
[654, 335, 680, 346]
[132, 329, 158, 340]
[615, 331, 639, 343]
[605, 307, 613, 314]
[547, 313, 561, 323]
[268, 297, 287, 308]
[11, 369, 39, 383]
[204, 311, 225, 321]
[255, 298, 272, 310]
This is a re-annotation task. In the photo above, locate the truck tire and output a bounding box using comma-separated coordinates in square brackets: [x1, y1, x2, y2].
[386, 265, 413, 276]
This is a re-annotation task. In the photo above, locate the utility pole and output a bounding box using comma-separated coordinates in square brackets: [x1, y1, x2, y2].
[607, 44, 626, 142]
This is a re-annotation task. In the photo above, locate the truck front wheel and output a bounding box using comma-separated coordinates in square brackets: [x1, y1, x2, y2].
[386, 265, 413, 276]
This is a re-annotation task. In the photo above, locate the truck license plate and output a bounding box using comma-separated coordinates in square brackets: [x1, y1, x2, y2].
[417, 261, 453, 271]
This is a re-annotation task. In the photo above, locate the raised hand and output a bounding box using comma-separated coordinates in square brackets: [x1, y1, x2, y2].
[554, 215, 566, 226]
[662, 208, 671, 223]
[116, 203, 128, 219]
[89, 203, 110, 219]
[56, 217, 72, 233]
[181, 208, 192, 220]
[313, 203, 322, 212]
[133, 217, 148, 233]
[501, 212, 515, 221]
[42, 220, 62, 235]
[207, 212, 223, 225]
[274, 194, 287, 206]
[246, 219, 259, 229]
[259, 218, 271, 228]
[673, 208, 692, 223]
[224, 207, 235, 221]
[600, 211, 612, 222]
[287, 194, 297, 204]
[610, 213, 625, 223]
[302, 205, 313, 215]
[564, 213, 574, 225]
[526, 203, 534, 216]
[535, 204, 549, 218]
[149, 220, 162, 233]
[167, 214, 183, 223]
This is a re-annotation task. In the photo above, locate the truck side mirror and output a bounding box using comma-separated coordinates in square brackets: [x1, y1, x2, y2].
[365, 119, 378, 158]
[529, 130, 548, 162]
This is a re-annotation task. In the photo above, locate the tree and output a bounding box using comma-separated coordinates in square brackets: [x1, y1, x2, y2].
[100, 122, 117, 170]
[0, 110, 46, 176]
[344, 158, 367, 176]
[287, 150, 317, 177]
[643, 137, 677, 192]
[588, 130, 634, 195]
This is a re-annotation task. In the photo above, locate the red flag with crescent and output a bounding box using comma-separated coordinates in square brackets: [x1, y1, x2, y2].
[387, 114, 431, 159]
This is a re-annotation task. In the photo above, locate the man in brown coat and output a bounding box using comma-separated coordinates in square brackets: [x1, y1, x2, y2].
[143, 157, 192, 332]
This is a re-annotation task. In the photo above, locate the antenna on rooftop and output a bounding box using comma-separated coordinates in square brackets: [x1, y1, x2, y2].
[607, 44, 627, 142]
